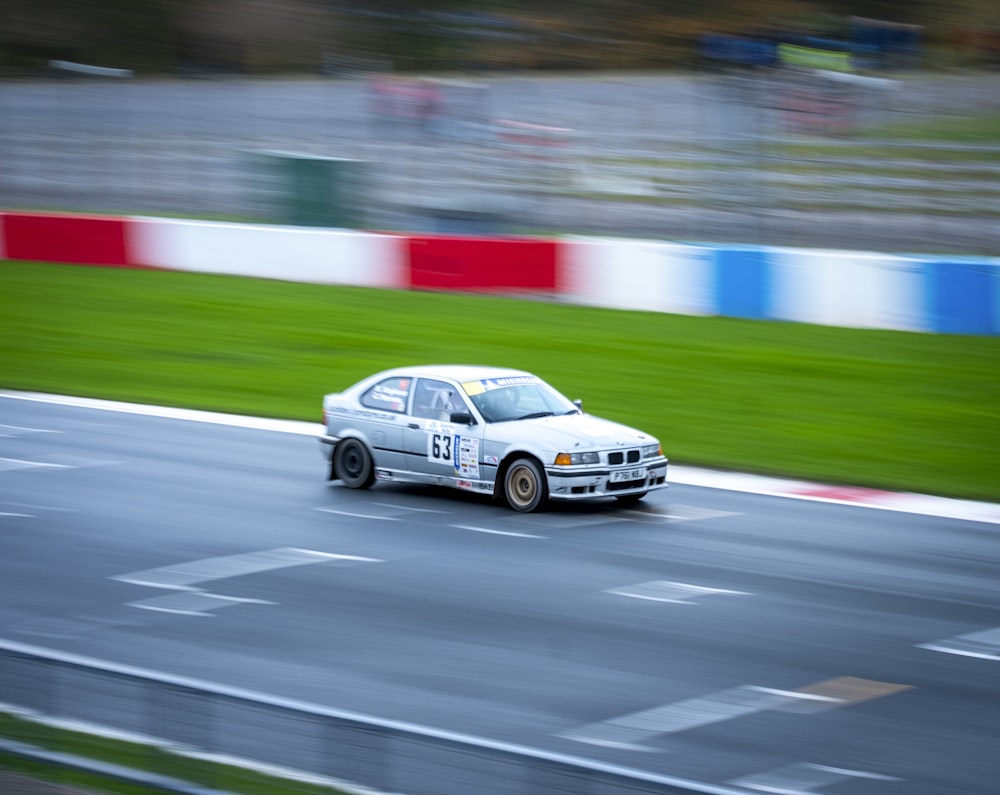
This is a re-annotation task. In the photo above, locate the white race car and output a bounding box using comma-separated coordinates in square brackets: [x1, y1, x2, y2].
[320, 365, 668, 512]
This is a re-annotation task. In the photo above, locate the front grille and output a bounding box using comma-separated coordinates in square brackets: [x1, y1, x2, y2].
[608, 449, 641, 465]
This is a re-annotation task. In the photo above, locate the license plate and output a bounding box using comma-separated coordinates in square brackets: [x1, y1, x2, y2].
[610, 468, 646, 483]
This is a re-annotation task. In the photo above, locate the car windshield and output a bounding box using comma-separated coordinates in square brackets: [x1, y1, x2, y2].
[463, 377, 578, 423]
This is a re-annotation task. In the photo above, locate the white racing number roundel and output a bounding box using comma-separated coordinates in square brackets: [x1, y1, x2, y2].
[428, 431, 453, 464]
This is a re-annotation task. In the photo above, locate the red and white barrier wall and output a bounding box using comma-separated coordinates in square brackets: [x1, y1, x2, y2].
[1, 212, 135, 267]
[2, 212, 998, 335]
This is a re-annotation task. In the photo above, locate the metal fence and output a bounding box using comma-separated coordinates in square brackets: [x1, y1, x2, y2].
[0, 71, 998, 254]
[0, 640, 746, 795]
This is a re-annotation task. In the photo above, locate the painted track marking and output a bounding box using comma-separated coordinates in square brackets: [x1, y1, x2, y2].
[374, 501, 450, 514]
[560, 678, 911, 749]
[128, 592, 276, 617]
[0, 423, 60, 437]
[919, 626, 1000, 661]
[607, 580, 749, 604]
[0, 457, 72, 472]
[560, 685, 838, 749]
[113, 547, 381, 590]
[729, 762, 901, 793]
[316, 507, 401, 521]
[452, 524, 546, 539]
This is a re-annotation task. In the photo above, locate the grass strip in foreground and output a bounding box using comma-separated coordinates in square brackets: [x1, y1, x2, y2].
[1, 260, 998, 502]
[0, 712, 352, 795]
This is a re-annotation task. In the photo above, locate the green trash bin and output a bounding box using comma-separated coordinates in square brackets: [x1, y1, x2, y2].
[250, 151, 368, 228]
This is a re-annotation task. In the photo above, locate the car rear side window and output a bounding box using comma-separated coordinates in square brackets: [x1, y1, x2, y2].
[360, 376, 411, 413]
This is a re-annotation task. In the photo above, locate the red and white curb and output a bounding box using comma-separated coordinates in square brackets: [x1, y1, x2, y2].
[3, 390, 998, 526]
[672, 466, 1000, 525]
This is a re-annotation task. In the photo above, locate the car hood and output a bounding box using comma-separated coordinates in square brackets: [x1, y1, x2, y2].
[486, 413, 655, 450]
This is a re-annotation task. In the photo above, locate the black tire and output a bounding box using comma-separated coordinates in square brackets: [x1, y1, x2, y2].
[504, 457, 547, 512]
[615, 492, 647, 507]
[334, 438, 375, 489]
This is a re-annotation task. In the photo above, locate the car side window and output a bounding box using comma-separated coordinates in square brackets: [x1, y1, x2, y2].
[412, 379, 462, 421]
[360, 376, 411, 414]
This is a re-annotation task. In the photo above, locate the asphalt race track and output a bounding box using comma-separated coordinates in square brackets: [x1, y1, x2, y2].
[1, 393, 998, 794]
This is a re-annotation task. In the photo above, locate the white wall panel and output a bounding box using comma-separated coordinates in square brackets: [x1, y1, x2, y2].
[128, 218, 407, 288]
[558, 237, 714, 315]
[994, 262, 1000, 335]
[769, 248, 927, 331]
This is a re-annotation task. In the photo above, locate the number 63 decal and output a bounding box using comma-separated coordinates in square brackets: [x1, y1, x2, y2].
[428, 432, 454, 464]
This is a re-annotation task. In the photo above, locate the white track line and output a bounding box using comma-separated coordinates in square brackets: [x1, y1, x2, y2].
[452, 524, 546, 539]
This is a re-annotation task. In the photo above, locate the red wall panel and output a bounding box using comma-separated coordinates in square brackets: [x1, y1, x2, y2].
[407, 235, 558, 292]
[2, 213, 132, 266]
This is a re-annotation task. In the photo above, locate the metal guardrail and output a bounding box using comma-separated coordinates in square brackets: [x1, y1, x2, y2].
[0, 639, 746, 795]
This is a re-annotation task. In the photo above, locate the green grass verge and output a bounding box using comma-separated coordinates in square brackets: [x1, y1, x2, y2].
[0, 712, 350, 795]
[2, 259, 999, 502]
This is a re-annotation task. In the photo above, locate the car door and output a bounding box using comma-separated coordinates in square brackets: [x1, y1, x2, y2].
[402, 378, 483, 484]
[354, 374, 410, 471]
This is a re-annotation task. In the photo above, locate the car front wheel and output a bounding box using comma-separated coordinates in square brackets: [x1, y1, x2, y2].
[334, 438, 375, 489]
[504, 457, 547, 512]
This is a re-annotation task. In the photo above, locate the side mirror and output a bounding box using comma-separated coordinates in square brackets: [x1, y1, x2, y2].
[450, 411, 476, 425]
[573, 399, 583, 413]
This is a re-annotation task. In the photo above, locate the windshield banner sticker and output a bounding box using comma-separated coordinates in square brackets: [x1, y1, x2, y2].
[462, 376, 540, 396]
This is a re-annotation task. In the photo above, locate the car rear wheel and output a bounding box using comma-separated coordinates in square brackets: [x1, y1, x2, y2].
[334, 439, 375, 489]
[504, 457, 546, 512]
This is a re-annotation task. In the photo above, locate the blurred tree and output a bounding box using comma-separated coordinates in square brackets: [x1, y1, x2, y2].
[1, 0, 997, 73]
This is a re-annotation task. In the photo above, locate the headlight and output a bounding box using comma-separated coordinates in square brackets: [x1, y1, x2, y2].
[554, 451, 600, 466]
[642, 443, 662, 459]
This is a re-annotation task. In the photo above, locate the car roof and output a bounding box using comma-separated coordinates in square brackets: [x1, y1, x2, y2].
[376, 364, 535, 384]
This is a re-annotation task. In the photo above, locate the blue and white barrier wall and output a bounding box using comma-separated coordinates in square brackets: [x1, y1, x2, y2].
[2, 213, 997, 335]
[559, 238, 999, 335]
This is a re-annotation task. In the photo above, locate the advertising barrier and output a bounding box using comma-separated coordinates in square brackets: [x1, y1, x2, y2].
[129, 217, 407, 288]
[1, 212, 996, 335]
[1, 213, 134, 267]
[408, 234, 558, 293]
